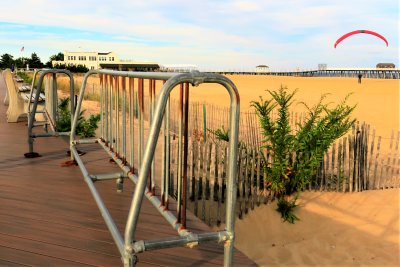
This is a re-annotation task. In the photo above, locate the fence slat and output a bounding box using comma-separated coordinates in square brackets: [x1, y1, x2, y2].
[256, 149, 261, 206]
[349, 135, 354, 192]
[250, 148, 256, 210]
[367, 129, 376, 189]
[336, 141, 342, 192]
[342, 137, 347, 192]
[331, 142, 336, 191]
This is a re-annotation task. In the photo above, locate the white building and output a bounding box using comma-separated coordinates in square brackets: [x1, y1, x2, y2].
[255, 65, 269, 73]
[53, 51, 159, 71]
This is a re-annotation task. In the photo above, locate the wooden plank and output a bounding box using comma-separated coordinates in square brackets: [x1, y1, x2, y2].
[331, 142, 336, 191]
[200, 141, 206, 221]
[237, 145, 245, 219]
[336, 141, 342, 192]
[372, 136, 382, 189]
[348, 135, 354, 192]
[367, 128, 376, 189]
[0, 233, 120, 266]
[244, 146, 250, 215]
[216, 142, 223, 226]
[250, 148, 256, 210]
[342, 137, 348, 192]
[256, 149, 261, 206]
[0, 245, 94, 267]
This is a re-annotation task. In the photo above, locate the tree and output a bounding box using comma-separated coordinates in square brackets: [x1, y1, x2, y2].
[251, 86, 356, 223]
[14, 57, 30, 69]
[53, 63, 89, 73]
[46, 52, 64, 67]
[0, 53, 14, 69]
[27, 53, 44, 68]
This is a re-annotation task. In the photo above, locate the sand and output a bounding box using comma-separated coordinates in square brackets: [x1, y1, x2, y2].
[64, 74, 399, 266]
[187, 75, 399, 139]
[233, 189, 399, 267]
[68, 74, 399, 140]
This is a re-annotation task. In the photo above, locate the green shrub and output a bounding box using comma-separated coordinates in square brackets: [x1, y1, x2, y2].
[52, 63, 89, 73]
[207, 126, 230, 142]
[276, 195, 299, 224]
[56, 97, 100, 138]
[251, 86, 356, 223]
[16, 71, 32, 84]
[76, 113, 101, 138]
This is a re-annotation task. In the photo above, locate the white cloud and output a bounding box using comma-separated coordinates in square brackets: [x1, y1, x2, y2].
[0, 0, 398, 69]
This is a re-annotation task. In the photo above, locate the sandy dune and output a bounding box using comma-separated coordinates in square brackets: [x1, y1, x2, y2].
[234, 189, 399, 267]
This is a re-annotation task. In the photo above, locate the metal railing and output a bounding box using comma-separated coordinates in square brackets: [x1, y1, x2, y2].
[25, 69, 75, 158]
[69, 70, 240, 266]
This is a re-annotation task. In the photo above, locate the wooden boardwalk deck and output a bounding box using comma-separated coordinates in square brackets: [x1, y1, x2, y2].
[0, 74, 256, 267]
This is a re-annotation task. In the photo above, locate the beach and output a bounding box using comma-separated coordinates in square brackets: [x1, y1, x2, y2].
[71, 74, 399, 267]
[186, 75, 399, 139]
[72, 74, 399, 140]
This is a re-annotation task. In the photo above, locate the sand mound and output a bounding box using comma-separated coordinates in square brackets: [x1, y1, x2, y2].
[234, 189, 399, 267]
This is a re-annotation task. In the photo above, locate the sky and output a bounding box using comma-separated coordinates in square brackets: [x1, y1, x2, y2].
[0, 0, 398, 71]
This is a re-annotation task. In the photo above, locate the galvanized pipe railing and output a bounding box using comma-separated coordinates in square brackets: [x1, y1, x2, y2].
[70, 69, 240, 267]
[25, 69, 74, 158]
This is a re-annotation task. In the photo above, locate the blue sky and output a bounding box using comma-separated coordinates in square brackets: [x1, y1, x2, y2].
[0, 0, 398, 70]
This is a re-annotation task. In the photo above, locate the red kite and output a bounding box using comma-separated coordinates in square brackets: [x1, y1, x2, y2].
[334, 30, 388, 48]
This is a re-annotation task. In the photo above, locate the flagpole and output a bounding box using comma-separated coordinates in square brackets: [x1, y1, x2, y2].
[20, 45, 25, 71]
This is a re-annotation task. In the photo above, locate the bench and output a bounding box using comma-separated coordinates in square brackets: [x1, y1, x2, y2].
[2, 69, 45, 123]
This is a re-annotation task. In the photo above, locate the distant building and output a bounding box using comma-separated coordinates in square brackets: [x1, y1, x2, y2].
[255, 65, 269, 73]
[318, 64, 327, 71]
[52, 51, 159, 71]
[159, 64, 198, 72]
[376, 63, 395, 68]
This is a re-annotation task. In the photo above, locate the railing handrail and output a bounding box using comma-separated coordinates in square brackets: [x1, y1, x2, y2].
[70, 70, 240, 266]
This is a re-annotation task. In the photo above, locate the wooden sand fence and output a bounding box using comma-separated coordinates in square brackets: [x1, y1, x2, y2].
[162, 102, 400, 226]
[73, 86, 399, 226]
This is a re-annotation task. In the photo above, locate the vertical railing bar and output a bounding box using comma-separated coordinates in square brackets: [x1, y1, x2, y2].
[182, 82, 189, 227]
[109, 75, 114, 150]
[165, 85, 170, 208]
[100, 74, 104, 140]
[161, 100, 167, 206]
[151, 80, 156, 193]
[177, 83, 184, 223]
[108, 74, 112, 146]
[51, 73, 58, 123]
[149, 79, 156, 194]
[148, 79, 153, 193]
[105, 75, 109, 145]
[138, 78, 144, 171]
[223, 78, 240, 267]
[129, 77, 135, 171]
[122, 77, 127, 163]
[116, 76, 120, 157]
